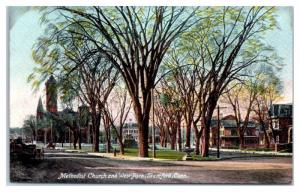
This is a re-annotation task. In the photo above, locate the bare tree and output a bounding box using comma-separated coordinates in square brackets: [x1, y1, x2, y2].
[224, 79, 259, 149]
[153, 97, 168, 148]
[155, 79, 184, 150]
[252, 67, 283, 148]
[104, 87, 132, 155]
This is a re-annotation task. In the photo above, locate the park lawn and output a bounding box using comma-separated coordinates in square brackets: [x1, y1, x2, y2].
[192, 155, 219, 161]
[61, 144, 121, 153]
[124, 148, 186, 160]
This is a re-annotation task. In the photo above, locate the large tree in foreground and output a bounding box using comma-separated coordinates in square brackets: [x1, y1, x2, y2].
[44, 6, 199, 157]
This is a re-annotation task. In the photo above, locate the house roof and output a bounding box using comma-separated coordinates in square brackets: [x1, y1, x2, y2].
[269, 104, 293, 117]
[211, 119, 257, 128]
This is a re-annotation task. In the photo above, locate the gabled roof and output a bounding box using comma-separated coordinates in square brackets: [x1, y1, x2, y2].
[222, 120, 237, 127]
[62, 108, 76, 114]
[210, 118, 257, 128]
[269, 104, 293, 118]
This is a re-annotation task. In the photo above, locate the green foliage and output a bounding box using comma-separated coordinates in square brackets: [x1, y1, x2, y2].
[22, 115, 37, 137]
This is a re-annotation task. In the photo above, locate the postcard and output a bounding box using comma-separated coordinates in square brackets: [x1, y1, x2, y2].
[8, 6, 293, 185]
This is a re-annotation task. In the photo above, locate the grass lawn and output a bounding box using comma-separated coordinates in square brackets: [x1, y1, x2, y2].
[192, 155, 219, 161]
[124, 148, 186, 160]
[56, 144, 120, 153]
[124, 148, 219, 161]
[52, 144, 220, 161]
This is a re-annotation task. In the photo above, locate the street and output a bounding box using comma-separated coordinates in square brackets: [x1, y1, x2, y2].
[9, 150, 292, 184]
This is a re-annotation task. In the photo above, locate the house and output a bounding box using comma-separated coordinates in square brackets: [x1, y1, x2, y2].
[122, 121, 160, 144]
[122, 121, 139, 142]
[210, 115, 259, 148]
[268, 104, 293, 144]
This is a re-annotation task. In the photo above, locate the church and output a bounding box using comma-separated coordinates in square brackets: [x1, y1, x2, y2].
[35, 75, 92, 147]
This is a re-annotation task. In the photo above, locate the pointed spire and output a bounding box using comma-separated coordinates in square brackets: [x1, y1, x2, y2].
[37, 97, 44, 113]
[46, 75, 57, 84]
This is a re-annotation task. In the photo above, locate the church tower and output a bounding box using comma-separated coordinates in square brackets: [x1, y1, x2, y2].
[36, 97, 44, 120]
[45, 75, 58, 113]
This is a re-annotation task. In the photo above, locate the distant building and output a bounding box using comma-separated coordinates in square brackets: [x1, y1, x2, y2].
[122, 121, 160, 144]
[210, 115, 259, 148]
[122, 122, 139, 142]
[268, 104, 293, 144]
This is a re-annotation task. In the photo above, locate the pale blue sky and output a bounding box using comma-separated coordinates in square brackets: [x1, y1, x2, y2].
[9, 7, 293, 127]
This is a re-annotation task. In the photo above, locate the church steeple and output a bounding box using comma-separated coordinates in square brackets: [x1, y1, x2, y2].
[46, 75, 58, 113]
[36, 97, 44, 120]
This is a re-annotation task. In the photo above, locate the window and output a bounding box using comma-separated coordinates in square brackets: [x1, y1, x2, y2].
[220, 130, 225, 136]
[272, 120, 279, 130]
[276, 135, 280, 143]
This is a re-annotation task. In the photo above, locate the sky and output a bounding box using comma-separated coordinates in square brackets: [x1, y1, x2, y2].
[9, 7, 294, 128]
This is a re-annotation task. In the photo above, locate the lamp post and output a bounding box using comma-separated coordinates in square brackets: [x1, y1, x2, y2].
[35, 120, 38, 144]
[50, 119, 53, 142]
[217, 105, 220, 158]
[152, 88, 156, 158]
[69, 127, 71, 149]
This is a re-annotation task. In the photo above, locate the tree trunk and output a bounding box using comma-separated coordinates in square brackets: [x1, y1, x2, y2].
[73, 130, 78, 149]
[61, 134, 64, 148]
[132, 95, 151, 157]
[264, 131, 270, 148]
[239, 134, 245, 149]
[201, 102, 216, 157]
[91, 112, 100, 152]
[177, 125, 182, 151]
[92, 125, 99, 152]
[164, 137, 167, 148]
[185, 120, 192, 148]
[105, 128, 111, 153]
[78, 128, 82, 150]
[195, 135, 200, 155]
[260, 121, 270, 148]
[160, 134, 164, 147]
[170, 131, 177, 150]
[137, 120, 149, 157]
[119, 142, 125, 155]
[33, 131, 36, 142]
[160, 128, 167, 148]
[201, 125, 209, 157]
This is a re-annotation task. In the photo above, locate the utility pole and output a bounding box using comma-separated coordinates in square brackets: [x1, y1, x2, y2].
[217, 105, 220, 158]
[152, 88, 156, 158]
[69, 127, 71, 149]
[35, 120, 38, 144]
[50, 119, 53, 142]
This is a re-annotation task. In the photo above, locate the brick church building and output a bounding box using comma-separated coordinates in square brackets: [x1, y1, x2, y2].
[35, 75, 92, 146]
